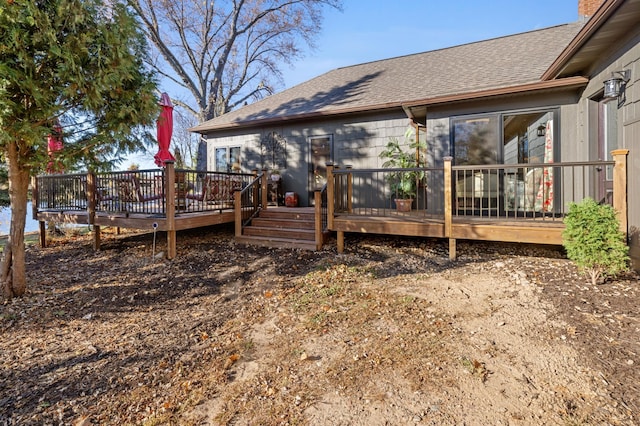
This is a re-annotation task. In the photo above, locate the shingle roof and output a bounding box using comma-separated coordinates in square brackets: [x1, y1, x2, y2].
[192, 22, 584, 133]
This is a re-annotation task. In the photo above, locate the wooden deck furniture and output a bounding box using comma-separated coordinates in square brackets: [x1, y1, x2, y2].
[186, 175, 242, 205]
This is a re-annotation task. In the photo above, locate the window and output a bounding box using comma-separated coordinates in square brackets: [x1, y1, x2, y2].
[309, 135, 333, 190]
[260, 131, 287, 171]
[451, 109, 557, 165]
[451, 109, 558, 213]
[215, 146, 241, 172]
[503, 111, 553, 166]
[452, 116, 499, 165]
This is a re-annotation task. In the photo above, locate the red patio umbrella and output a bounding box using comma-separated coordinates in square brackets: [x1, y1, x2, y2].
[46, 121, 64, 174]
[154, 92, 176, 167]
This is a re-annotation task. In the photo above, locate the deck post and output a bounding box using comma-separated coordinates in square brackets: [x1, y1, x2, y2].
[444, 156, 456, 260]
[87, 172, 101, 250]
[337, 231, 344, 253]
[611, 149, 629, 238]
[39, 221, 46, 248]
[251, 169, 258, 211]
[261, 168, 268, 209]
[327, 163, 335, 230]
[314, 191, 322, 250]
[165, 161, 177, 259]
[346, 165, 353, 213]
[234, 190, 242, 237]
[31, 176, 46, 248]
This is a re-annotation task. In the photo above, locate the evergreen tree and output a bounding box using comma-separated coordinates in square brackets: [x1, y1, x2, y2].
[0, 0, 158, 298]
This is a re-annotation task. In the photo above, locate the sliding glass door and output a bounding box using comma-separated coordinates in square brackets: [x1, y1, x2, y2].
[452, 109, 558, 215]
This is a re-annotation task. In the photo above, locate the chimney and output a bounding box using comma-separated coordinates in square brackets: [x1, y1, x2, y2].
[578, 0, 605, 19]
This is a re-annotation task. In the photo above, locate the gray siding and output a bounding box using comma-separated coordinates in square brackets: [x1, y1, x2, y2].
[578, 29, 640, 269]
[205, 111, 409, 206]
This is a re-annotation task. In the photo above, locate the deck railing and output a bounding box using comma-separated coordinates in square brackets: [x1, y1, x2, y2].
[330, 164, 445, 218]
[95, 169, 166, 215]
[36, 168, 254, 217]
[235, 170, 265, 237]
[451, 160, 616, 222]
[36, 173, 88, 212]
[329, 151, 628, 228]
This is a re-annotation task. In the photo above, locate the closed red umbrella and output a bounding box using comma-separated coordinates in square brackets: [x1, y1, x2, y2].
[46, 121, 64, 173]
[154, 92, 176, 167]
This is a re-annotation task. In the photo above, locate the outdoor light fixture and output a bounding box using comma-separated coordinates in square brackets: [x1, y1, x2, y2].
[603, 69, 630, 99]
[537, 124, 546, 137]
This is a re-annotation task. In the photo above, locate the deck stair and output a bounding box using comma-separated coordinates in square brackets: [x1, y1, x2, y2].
[235, 207, 318, 250]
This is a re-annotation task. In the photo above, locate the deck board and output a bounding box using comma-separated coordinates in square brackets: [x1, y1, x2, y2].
[334, 212, 565, 245]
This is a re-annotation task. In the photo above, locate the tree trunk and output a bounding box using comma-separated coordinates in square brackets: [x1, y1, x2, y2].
[1, 141, 31, 299]
[196, 139, 208, 172]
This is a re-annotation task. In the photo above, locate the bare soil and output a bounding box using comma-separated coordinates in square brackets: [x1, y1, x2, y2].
[1, 224, 638, 425]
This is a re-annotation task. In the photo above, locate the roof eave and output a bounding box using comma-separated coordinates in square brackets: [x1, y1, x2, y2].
[403, 76, 589, 109]
[190, 101, 406, 134]
[192, 77, 589, 134]
[541, 0, 623, 80]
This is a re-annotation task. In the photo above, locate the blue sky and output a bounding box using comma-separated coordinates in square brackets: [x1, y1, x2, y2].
[280, 0, 580, 88]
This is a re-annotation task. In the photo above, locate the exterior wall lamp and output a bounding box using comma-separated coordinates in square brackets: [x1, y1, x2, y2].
[536, 124, 546, 137]
[603, 69, 630, 99]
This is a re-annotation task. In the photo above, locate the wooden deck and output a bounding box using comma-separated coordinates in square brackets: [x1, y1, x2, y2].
[327, 152, 629, 258]
[35, 207, 236, 253]
[33, 152, 628, 260]
[333, 212, 565, 252]
[35, 208, 235, 232]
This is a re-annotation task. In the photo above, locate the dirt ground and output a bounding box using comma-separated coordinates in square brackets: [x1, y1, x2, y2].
[0, 224, 638, 425]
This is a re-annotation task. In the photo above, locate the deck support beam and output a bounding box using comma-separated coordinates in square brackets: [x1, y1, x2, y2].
[443, 156, 456, 260]
[39, 221, 46, 248]
[86, 172, 101, 251]
[93, 225, 101, 250]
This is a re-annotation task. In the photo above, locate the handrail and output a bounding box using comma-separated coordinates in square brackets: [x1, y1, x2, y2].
[235, 172, 264, 237]
[35, 168, 253, 217]
[328, 159, 623, 222]
[314, 183, 328, 250]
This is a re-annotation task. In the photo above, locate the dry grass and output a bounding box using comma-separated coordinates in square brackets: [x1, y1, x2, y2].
[203, 264, 454, 425]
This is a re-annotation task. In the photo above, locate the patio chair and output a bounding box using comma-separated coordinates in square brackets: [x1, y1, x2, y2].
[186, 175, 242, 205]
[130, 175, 164, 203]
[186, 175, 215, 202]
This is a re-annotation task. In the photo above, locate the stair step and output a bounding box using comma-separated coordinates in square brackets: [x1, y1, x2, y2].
[236, 235, 318, 251]
[237, 207, 323, 251]
[252, 217, 315, 229]
[258, 209, 315, 221]
[243, 226, 315, 241]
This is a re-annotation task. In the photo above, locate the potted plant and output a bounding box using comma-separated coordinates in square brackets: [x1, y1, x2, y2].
[379, 129, 425, 212]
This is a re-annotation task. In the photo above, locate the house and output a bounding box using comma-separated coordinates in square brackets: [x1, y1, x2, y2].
[191, 0, 640, 269]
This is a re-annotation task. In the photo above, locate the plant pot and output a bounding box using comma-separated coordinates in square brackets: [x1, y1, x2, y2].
[394, 198, 413, 212]
[285, 192, 298, 207]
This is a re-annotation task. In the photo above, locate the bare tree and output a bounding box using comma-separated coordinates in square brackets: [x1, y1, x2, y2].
[172, 110, 200, 168]
[127, 0, 341, 168]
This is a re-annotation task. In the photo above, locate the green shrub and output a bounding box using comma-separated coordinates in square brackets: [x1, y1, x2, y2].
[563, 198, 629, 285]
